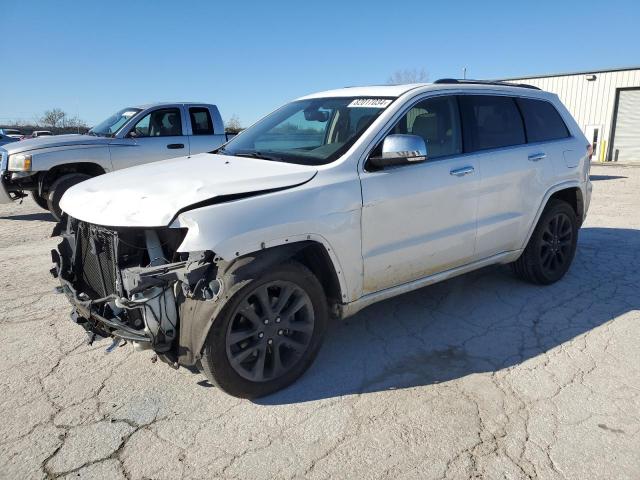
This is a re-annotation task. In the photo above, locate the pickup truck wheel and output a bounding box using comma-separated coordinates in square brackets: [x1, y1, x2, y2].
[47, 173, 91, 221]
[512, 199, 578, 285]
[201, 262, 328, 398]
[31, 192, 49, 211]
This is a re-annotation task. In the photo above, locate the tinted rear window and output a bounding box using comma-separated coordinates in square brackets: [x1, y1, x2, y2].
[516, 98, 569, 142]
[459, 95, 525, 152]
[189, 107, 214, 135]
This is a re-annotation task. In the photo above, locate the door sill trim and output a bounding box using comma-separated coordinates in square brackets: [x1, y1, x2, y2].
[341, 250, 521, 319]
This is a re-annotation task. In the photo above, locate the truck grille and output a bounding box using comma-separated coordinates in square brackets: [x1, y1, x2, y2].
[75, 223, 119, 299]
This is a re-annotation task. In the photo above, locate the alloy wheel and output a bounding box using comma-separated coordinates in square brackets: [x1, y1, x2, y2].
[539, 212, 573, 276]
[225, 280, 315, 382]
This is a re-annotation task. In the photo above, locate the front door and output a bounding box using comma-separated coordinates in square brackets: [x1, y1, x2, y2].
[110, 107, 189, 171]
[359, 95, 479, 294]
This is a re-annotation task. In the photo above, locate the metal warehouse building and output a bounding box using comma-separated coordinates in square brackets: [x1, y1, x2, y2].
[504, 66, 640, 163]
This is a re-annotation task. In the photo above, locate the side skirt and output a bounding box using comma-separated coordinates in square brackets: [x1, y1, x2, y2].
[340, 250, 522, 319]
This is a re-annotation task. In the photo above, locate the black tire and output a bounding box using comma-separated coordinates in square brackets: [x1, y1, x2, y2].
[31, 192, 49, 211]
[46, 173, 91, 221]
[201, 262, 328, 398]
[511, 199, 578, 285]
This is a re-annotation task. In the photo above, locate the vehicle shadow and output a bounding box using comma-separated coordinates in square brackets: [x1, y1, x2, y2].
[590, 175, 627, 181]
[0, 212, 55, 222]
[255, 227, 639, 405]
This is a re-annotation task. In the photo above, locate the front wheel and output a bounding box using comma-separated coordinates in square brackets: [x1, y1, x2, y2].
[201, 262, 328, 398]
[31, 192, 49, 211]
[511, 199, 578, 285]
[46, 173, 91, 221]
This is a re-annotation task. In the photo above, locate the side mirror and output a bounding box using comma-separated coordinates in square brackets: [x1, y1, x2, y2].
[368, 134, 428, 168]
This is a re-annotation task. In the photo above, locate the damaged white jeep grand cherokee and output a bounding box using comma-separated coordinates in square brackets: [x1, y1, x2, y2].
[52, 79, 592, 398]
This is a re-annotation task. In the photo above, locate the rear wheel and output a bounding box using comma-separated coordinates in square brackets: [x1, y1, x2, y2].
[201, 262, 328, 398]
[511, 199, 578, 285]
[46, 173, 91, 221]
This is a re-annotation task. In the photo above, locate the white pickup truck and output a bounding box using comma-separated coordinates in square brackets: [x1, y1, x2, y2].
[52, 80, 591, 398]
[0, 103, 231, 219]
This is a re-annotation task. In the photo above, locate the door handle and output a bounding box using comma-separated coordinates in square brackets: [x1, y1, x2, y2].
[167, 143, 185, 149]
[450, 166, 475, 177]
[528, 153, 546, 162]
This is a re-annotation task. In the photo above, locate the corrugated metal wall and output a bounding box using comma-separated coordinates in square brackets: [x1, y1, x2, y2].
[507, 69, 640, 161]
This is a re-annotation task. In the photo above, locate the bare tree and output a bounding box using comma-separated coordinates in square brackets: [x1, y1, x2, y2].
[40, 108, 67, 128]
[225, 114, 243, 133]
[387, 68, 429, 84]
[62, 114, 88, 129]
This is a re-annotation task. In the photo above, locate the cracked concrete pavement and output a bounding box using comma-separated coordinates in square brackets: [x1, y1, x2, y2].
[1, 164, 639, 479]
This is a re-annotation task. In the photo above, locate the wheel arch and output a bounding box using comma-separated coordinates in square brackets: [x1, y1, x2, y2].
[521, 181, 584, 250]
[177, 240, 345, 367]
[40, 162, 106, 194]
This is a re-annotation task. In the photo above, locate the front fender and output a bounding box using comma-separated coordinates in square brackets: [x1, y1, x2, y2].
[30, 146, 112, 172]
[171, 176, 363, 302]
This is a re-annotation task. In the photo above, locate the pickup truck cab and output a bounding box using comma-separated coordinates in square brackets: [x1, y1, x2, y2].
[1, 102, 230, 219]
[52, 81, 592, 398]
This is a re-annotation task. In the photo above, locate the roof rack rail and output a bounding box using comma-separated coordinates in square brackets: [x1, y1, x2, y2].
[433, 78, 541, 90]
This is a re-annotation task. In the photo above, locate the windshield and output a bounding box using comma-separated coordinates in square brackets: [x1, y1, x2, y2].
[89, 108, 141, 137]
[218, 97, 394, 165]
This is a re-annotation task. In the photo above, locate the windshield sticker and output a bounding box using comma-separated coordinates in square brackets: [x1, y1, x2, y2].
[348, 98, 392, 108]
[122, 111, 138, 117]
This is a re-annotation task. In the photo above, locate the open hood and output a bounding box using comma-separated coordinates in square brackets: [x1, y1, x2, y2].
[2, 134, 111, 155]
[60, 153, 318, 227]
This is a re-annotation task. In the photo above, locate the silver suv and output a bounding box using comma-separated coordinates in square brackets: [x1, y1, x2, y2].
[52, 80, 592, 398]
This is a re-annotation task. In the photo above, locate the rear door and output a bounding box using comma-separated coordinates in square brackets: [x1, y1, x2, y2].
[110, 106, 189, 170]
[187, 106, 228, 155]
[461, 94, 567, 258]
[359, 95, 480, 294]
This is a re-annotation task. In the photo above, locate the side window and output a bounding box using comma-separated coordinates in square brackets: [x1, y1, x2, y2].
[516, 98, 569, 143]
[189, 107, 214, 135]
[390, 96, 462, 159]
[459, 95, 525, 151]
[131, 108, 182, 137]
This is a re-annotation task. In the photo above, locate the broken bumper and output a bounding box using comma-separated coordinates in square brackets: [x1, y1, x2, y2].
[51, 248, 153, 344]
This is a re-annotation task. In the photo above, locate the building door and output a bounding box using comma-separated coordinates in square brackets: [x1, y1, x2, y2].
[585, 124, 602, 162]
[611, 88, 640, 163]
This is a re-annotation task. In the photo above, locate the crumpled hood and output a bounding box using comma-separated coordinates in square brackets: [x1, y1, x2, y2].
[2, 134, 111, 155]
[60, 153, 318, 227]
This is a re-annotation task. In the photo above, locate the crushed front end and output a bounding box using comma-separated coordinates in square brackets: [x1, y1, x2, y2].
[51, 216, 219, 366]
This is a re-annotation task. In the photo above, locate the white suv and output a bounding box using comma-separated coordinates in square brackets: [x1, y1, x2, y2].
[52, 79, 592, 398]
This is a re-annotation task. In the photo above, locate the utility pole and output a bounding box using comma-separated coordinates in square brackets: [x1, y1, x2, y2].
[463, 67, 467, 79]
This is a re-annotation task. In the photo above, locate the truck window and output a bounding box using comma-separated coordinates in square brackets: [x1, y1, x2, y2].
[131, 108, 183, 137]
[189, 107, 214, 135]
[459, 95, 525, 152]
[516, 98, 569, 143]
[390, 96, 462, 159]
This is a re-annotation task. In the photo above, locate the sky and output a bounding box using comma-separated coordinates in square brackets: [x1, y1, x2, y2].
[1, 0, 639, 127]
